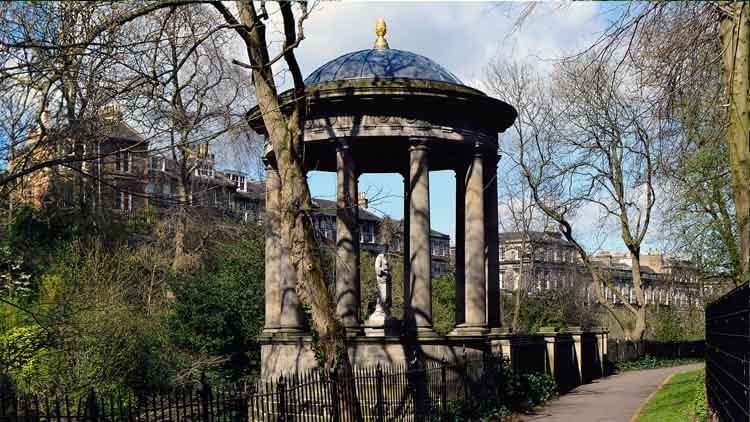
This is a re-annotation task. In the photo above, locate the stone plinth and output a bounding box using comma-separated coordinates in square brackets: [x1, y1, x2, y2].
[260, 334, 489, 379]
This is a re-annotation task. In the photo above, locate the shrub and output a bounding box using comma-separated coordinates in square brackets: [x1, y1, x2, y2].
[690, 371, 707, 422]
[615, 355, 703, 371]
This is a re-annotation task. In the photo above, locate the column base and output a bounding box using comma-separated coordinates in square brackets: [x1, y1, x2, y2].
[403, 326, 441, 338]
[449, 324, 489, 336]
[274, 327, 307, 339]
[488, 326, 510, 336]
[260, 327, 280, 339]
[344, 325, 364, 337]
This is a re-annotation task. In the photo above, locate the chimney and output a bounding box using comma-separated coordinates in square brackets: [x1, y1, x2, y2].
[358, 192, 368, 209]
[100, 103, 122, 121]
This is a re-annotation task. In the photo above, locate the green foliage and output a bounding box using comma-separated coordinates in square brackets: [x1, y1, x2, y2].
[0, 325, 48, 381]
[691, 375, 707, 422]
[648, 306, 705, 341]
[517, 372, 557, 405]
[168, 224, 265, 380]
[615, 355, 703, 372]
[649, 306, 684, 341]
[514, 287, 598, 334]
[441, 360, 557, 421]
[0, 206, 266, 394]
[432, 273, 456, 335]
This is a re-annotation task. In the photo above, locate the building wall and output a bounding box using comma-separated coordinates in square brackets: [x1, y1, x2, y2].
[497, 231, 703, 308]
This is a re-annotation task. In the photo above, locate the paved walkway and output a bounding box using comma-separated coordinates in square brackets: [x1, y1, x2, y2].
[520, 363, 704, 422]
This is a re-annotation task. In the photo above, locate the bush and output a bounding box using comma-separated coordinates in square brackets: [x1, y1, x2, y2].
[690, 372, 707, 422]
[168, 224, 265, 381]
[615, 355, 703, 372]
[441, 360, 557, 421]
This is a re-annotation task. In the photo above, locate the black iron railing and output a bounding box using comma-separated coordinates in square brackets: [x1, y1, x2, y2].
[706, 282, 750, 422]
[0, 354, 513, 422]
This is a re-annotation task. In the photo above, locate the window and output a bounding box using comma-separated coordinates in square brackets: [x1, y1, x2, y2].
[150, 157, 163, 171]
[230, 174, 247, 192]
[120, 192, 131, 210]
[196, 164, 214, 178]
[163, 184, 171, 195]
[146, 183, 155, 194]
[498, 272, 504, 290]
[360, 223, 375, 244]
[499, 245, 505, 261]
[115, 151, 131, 173]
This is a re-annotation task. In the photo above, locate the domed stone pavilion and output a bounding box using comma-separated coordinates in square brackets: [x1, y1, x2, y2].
[251, 19, 518, 378]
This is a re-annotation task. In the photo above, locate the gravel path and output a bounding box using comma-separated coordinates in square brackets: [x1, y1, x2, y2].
[519, 363, 705, 422]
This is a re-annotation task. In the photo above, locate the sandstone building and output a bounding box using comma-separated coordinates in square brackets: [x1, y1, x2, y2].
[497, 228, 703, 307]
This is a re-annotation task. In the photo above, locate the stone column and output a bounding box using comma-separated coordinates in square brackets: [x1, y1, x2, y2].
[485, 153, 501, 331]
[569, 326, 583, 382]
[454, 165, 466, 326]
[596, 327, 606, 376]
[539, 327, 557, 376]
[403, 175, 410, 309]
[335, 140, 361, 332]
[263, 160, 281, 334]
[407, 139, 433, 333]
[453, 144, 487, 335]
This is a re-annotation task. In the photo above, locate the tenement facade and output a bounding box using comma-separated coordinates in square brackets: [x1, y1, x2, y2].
[498, 228, 702, 307]
[13, 106, 263, 221]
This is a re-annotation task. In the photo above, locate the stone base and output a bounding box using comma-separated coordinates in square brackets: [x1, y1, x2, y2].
[364, 316, 401, 336]
[259, 332, 489, 380]
[345, 326, 365, 336]
[489, 326, 511, 336]
[272, 327, 307, 339]
[449, 324, 489, 336]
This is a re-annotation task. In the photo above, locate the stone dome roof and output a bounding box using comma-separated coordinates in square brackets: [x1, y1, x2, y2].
[304, 48, 463, 86]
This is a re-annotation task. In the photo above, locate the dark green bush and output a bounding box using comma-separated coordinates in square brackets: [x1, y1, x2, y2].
[441, 359, 557, 421]
[615, 355, 703, 371]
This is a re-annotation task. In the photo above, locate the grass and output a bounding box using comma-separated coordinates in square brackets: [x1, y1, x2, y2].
[636, 368, 705, 422]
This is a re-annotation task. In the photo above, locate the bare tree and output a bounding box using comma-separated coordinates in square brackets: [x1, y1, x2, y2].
[0, 2, 152, 202]
[498, 175, 542, 332]
[114, 6, 251, 270]
[487, 57, 662, 340]
[516, 2, 749, 284]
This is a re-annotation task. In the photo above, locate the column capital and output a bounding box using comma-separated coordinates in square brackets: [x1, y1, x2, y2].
[408, 138, 430, 152]
[335, 138, 352, 151]
[471, 141, 488, 158]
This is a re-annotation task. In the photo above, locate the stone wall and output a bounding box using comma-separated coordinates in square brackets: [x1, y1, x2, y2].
[261, 327, 611, 395]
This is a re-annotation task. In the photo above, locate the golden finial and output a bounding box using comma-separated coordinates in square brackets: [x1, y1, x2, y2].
[374, 18, 389, 50]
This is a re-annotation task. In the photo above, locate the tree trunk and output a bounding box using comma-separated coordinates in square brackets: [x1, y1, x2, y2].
[720, 2, 750, 285]
[172, 178, 189, 272]
[627, 253, 647, 341]
[232, 1, 360, 419]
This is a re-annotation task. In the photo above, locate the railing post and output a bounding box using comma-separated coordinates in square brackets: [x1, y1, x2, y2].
[330, 367, 340, 422]
[200, 372, 210, 422]
[86, 389, 99, 422]
[462, 349, 468, 405]
[376, 364, 385, 422]
[440, 357, 447, 421]
[277, 376, 287, 422]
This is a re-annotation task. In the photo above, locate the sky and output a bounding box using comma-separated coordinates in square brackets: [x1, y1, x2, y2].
[241, 1, 659, 253]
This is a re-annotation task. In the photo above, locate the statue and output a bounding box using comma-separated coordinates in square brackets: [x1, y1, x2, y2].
[366, 252, 392, 327]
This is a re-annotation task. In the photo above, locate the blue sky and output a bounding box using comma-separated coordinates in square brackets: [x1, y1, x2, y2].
[279, 1, 609, 246]
[235, 2, 660, 252]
